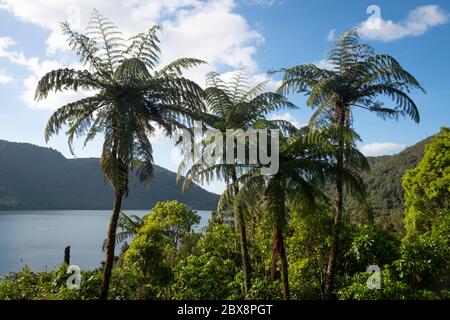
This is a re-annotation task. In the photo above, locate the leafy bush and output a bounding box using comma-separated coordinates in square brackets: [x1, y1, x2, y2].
[346, 223, 400, 272]
[0, 264, 148, 300]
[338, 267, 411, 300]
[171, 253, 241, 300]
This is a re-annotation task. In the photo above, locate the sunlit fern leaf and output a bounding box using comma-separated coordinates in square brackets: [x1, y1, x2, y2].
[158, 58, 207, 77]
[114, 58, 151, 81]
[126, 26, 161, 70]
[44, 96, 105, 143]
[35, 68, 98, 101]
[86, 9, 126, 72]
[61, 22, 108, 76]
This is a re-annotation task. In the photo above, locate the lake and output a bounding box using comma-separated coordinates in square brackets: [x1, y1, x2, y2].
[0, 210, 212, 275]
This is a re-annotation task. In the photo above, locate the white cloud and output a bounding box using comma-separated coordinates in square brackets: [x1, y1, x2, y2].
[359, 142, 405, 156]
[241, 0, 281, 5]
[0, 69, 13, 84]
[358, 5, 448, 42]
[0, 1, 264, 68]
[0, 36, 91, 109]
[159, 0, 263, 72]
[327, 29, 336, 42]
[270, 112, 304, 128]
[0, 0, 198, 54]
[218, 69, 281, 92]
[0, 0, 274, 110]
[247, 72, 281, 92]
[0, 36, 14, 56]
[314, 59, 335, 71]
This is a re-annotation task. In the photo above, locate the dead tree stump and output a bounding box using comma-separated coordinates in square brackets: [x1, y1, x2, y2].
[64, 246, 70, 265]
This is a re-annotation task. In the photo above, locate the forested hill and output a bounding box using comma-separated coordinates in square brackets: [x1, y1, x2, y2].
[347, 134, 435, 230]
[0, 140, 219, 210]
[0, 134, 436, 214]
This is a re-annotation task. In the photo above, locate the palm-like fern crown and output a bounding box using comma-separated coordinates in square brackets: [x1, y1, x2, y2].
[217, 122, 369, 222]
[277, 28, 425, 127]
[35, 10, 207, 192]
[203, 70, 296, 130]
[178, 70, 296, 190]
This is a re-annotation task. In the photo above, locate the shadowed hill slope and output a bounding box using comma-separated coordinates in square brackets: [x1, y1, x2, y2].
[0, 140, 219, 210]
[346, 135, 435, 231]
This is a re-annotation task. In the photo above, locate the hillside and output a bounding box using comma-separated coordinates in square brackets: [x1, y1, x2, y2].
[0, 140, 219, 210]
[0, 134, 436, 217]
[346, 135, 434, 231]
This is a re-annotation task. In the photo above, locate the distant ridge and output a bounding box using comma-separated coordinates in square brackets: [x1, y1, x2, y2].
[0, 133, 437, 216]
[0, 140, 219, 210]
[346, 134, 435, 230]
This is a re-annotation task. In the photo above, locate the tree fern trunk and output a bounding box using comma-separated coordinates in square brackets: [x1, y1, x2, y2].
[324, 180, 343, 300]
[100, 189, 123, 300]
[267, 174, 290, 299]
[324, 104, 346, 300]
[269, 225, 290, 299]
[276, 224, 290, 300]
[237, 207, 251, 299]
[270, 227, 278, 280]
[231, 169, 251, 299]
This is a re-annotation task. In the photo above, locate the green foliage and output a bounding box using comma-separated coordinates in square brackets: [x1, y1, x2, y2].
[0, 265, 143, 300]
[116, 212, 148, 246]
[395, 128, 450, 292]
[286, 205, 333, 299]
[122, 201, 202, 298]
[0, 265, 61, 300]
[171, 223, 242, 299]
[395, 214, 450, 290]
[338, 268, 411, 300]
[248, 278, 283, 300]
[346, 224, 400, 272]
[338, 266, 450, 300]
[338, 158, 449, 300]
[403, 127, 450, 236]
[146, 201, 201, 266]
[124, 221, 172, 287]
[107, 266, 149, 300]
[149, 200, 201, 246]
[344, 135, 432, 230]
[198, 223, 240, 259]
[172, 253, 241, 300]
[1, 192, 448, 300]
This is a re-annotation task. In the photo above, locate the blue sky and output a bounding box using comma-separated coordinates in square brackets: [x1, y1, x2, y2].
[0, 0, 449, 193]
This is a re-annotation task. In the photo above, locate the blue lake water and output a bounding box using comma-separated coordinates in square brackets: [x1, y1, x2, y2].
[0, 210, 212, 275]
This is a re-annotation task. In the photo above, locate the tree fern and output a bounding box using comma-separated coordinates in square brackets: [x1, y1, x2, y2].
[35, 10, 206, 299]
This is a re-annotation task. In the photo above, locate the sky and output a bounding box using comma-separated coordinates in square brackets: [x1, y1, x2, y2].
[0, 0, 449, 194]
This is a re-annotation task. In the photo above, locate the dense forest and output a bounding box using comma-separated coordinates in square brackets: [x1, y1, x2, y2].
[0, 11, 448, 301]
[0, 140, 219, 210]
